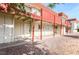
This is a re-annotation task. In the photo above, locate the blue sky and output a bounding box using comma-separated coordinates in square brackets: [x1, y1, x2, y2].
[44, 3, 79, 20]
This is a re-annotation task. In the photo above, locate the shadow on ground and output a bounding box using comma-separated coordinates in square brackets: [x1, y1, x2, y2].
[64, 35, 79, 39]
[0, 40, 50, 55]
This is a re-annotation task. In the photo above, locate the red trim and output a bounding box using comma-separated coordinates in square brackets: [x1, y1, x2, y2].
[31, 13, 41, 20]
[55, 15, 61, 25]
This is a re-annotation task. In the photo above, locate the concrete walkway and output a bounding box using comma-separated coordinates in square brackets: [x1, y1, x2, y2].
[38, 32, 79, 55]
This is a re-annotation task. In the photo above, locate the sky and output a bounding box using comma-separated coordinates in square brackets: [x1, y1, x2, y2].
[44, 3, 79, 20]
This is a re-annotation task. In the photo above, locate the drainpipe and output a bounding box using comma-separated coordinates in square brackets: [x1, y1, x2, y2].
[40, 8, 43, 40]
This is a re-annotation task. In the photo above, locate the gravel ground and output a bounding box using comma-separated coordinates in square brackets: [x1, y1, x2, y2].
[0, 43, 50, 55]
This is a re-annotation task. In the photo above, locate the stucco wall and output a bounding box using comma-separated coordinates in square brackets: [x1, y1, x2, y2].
[14, 18, 31, 40]
[34, 21, 53, 37]
[0, 13, 14, 43]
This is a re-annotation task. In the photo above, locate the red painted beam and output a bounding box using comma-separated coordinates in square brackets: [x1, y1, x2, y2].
[32, 24, 35, 42]
[60, 19, 62, 35]
[40, 8, 43, 40]
[53, 15, 55, 35]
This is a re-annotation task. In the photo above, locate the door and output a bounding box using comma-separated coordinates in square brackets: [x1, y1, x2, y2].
[14, 20, 21, 41]
[0, 14, 4, 43]
[23, 21, 30, 38]
[4, 15, 14, 43]
[14, 20, 30, 40]
[0, 14, 14, 43]
[24, 22, 30, 35]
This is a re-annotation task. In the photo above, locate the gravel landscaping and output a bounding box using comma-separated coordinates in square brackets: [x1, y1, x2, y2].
[0, 43, 50, 55]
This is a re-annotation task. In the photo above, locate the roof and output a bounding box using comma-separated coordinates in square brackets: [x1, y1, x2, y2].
[67, 18, 77, 21]
[0, 3, 62, 25]
[58, 12, 68, 18]
[27, 3, 57, 14]
[68, 18, 79, 24]
[27, 3, 60, 24]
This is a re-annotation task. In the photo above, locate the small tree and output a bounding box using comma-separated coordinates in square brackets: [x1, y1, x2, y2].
[48, 3, 63, 9]
[48, 3, 56, 9]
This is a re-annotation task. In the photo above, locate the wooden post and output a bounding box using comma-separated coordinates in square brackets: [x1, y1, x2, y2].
[53, 15, 55, 36]
[32, 20, 35, 42]
[60, 19, 62, 35]
[40, 8, 43, 40]
[67, 21, 68, 33]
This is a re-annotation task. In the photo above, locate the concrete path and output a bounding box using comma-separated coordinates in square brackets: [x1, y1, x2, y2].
[39, 32, 79, 55]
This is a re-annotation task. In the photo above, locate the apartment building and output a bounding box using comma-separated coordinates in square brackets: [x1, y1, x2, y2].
[68, 18, 79, 32]
[58, 12, 71, 35]
[0, 3, 71, 44]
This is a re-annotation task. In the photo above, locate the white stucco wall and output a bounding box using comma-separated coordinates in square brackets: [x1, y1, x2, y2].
[61, 26, 66, 35]
[0, 13, 14, 43]
[34, 21, 53, 37]
[42, 23, 53, 36]
[14, 19, 31, 40]
[0, 13, 4, 43]
[73, 22, 77, 32]
[71, 22, 78, 32]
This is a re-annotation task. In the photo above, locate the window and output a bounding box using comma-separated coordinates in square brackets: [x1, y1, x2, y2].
[38, 24, 41, 29]
[31, 7, 41, 16]
[62, 16, 67, 20]
[62, 16, 67, 23]
[25, 6, 31, 13]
